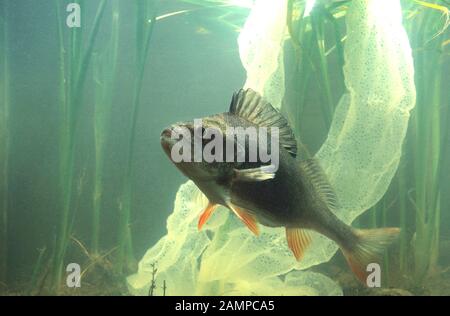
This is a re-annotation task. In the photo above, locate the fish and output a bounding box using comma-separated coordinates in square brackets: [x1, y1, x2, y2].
[160, 88, 399, 283]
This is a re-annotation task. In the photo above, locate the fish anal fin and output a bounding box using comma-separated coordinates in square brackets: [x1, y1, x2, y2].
[198, 202, 218, 230]
[229, 204, 260, 236]
[286, 228, 312, 261]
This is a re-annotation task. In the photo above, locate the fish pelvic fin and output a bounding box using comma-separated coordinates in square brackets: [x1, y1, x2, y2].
[228, 203, 260, 236]
[198, 202, 218, 230]
[341, 227, 400, 284]
[286, 228, 312, 261]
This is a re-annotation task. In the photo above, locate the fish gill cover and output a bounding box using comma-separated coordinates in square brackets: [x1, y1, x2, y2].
[127, 0, 415, 295]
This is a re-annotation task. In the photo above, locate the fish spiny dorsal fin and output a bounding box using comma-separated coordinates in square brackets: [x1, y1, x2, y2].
[300, 158, 339, 212]
[229, 89, 298, 158]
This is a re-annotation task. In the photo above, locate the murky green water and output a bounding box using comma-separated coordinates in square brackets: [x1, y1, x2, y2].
[0, 0, 449, 296]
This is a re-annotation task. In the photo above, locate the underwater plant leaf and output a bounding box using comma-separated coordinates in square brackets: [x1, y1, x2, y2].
[413, 0, 449, 12]
[155, 10, 192, 21]
[154, 4, 249, 34]
[413, 0, 450, 40]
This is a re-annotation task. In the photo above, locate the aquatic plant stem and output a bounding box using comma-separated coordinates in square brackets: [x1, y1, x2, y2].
[0, 0, 10, 285]
[410, 5, 446, 282]
[294, 21, 314, 141]
[398, 162, 408, 273]
[53, 0, 107, 292]
[92, 0, 120, 256]
[381, 198, 390, 287]
[286, 2, 345, 144]
[116, 0, 156, 273]
[310, 5, 335, 129]
[27, 247, 47, 295]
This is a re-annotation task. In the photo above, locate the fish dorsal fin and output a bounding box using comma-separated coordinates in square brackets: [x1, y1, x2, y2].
[286, 228, 312, 261]
[229, 89, 297, 158]
[300, 158, 339, 212]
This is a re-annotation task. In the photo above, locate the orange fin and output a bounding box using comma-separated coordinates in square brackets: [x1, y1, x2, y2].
[229, 204, 260, 236]
[286, 228, 312, 261]
[198, 202, 218, 230]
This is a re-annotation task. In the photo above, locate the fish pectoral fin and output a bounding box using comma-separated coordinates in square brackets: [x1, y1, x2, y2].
[228, 203, 260, 236]
[286, 228, 312, 261]
[198, 202, 218, 230]
[234, 165, 275, 182]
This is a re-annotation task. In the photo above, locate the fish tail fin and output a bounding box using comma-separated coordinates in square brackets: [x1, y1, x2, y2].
[341, 227, 400, 284]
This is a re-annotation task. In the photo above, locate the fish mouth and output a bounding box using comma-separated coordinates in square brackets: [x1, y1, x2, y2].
[160, 127, 172, 140]
[160, 128, 173, 152]
[161, 126, 182, 157]
[160, 124, 194, 163]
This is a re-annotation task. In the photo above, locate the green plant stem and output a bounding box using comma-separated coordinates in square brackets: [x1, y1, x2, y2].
[27, 248, 47, 295]
[381, 198, 390, 287]
[371, 205, 377, 229]
[311, 6, 334, 129]
[295, 21, 314, 140]
[53, 0, 107, 292]
[412, 8, 428, 283]
[398, 162, 408, 273]
[92, 0, 120, 255]
[0, 0, 10, 285]
[117, 0, 156, 273]
[411, 6, 445, 282]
